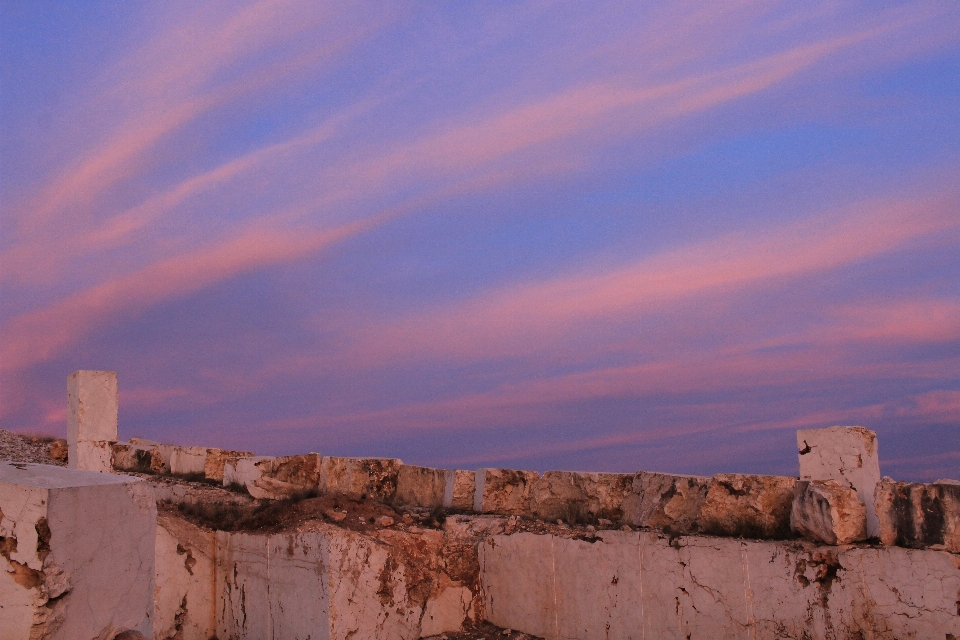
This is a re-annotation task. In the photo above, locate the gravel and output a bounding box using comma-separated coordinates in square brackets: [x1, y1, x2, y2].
[0, 429, 65, 466]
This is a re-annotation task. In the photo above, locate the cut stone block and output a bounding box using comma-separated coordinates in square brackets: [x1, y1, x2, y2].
[155, 514, 216, 640]
[0, 462, 155, 640]
[396, 465, 451, 509]
[697, 473, 796, 539]
[67, 370, 118, 472]
[875, 478, 960, 552]
[530, 471, 633, 523]
[111, 442, 164, 474]
[797, 426, 881, 538]
[621, 471, 710, 533]
[203, 448, 254, 483]
[223, 455, 273, 489]
[169, 446, 209, 476]
[474, 468, 539, 515]
[479, 529, 960, 639]
[791, 479, 867, 545]
[319, 456, 402, 502]
[444, 469, 476, 511]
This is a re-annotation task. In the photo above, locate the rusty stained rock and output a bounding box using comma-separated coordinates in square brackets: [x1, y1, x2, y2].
[319, 456, 403, 502]
[875, 478, 960, 552]
[396, 465, 451, 510]
[696, 473, 796, 539]
[791, 479, 867, 545]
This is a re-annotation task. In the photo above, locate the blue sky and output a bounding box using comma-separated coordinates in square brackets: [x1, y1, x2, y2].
[2, 1, 958, 480]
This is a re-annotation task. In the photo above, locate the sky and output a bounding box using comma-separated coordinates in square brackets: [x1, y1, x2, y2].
[1, 1, 958, 481]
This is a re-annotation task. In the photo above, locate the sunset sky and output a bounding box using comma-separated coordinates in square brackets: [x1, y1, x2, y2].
[2, 1, 958, 481]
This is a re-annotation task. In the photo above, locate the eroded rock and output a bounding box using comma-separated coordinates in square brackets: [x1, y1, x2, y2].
[621, 471, 710, 533]
[319, 456, 402, 502]
[875, 478, 960, 552]
[791, 479, 867, 545]
[396, 465, 451, 510]
[530, 471, 632, 524]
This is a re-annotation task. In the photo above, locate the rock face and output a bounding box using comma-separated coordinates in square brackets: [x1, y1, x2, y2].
[155, 515, 216, 640]
[112, 442, 165, 474]
[697, 473, 796, 539]
[797, 426, 881, 538]
[621, 472, 710, 533]
[396, 465, 451, 509]
[479, 529, 960, 640]
[474, 469, 540, 515]
[319, 457, 403, 502]
[67, 370, 118, 473]
[791, 479, 867, 545]
[444, 470, 476, 511]
[530, 471, 633, 523]
[0, 462, 156, 640]
[875, 478, 960, 553]
[203, 448, 254, 483]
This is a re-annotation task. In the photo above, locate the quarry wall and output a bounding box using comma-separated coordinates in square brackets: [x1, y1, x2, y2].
[1, 370, 958, 640]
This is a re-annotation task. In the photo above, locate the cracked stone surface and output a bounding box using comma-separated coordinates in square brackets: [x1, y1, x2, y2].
[480, 529, 960, 639]
[319, 456, 403, 502]
[798, 426, 881, 538]
[0, 462, 155, 640]
[621, 471, 710, 533]
[697, 473, 796, 539]
[530, 471, 633, 524]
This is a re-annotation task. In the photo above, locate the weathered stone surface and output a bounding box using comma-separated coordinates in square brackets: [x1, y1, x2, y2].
[223, 454, 320, 499]
[203, 448, 253, 483]
[474, 469, 540, 515]
[791, 479, 867, 545]
[169, 446, 209, 476]
[530, 471, 633, 523]
[480, 529, 960, 639]
[621, 471, 710, 533]
[319, 456, 402, 502]
[798, 426, 881, 538]
[697, 473, 796, 539]
[48, 440, 67, 463]
[155, 514, 216, 640]
[210, 522, 471, 639]
[875, 478, 960, 552]
[396, 465, 450, 509]
[444, 469, 476, 511]
[0, 462, 155, 640]
[111, 441, 164, 474]
[67, 371, 118, 473]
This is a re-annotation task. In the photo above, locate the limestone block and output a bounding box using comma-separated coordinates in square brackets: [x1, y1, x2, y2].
[155, 514, 216, 640]
[169, 446, 209, 476]
[697, 473, 795, 539]
[396, 465, 451, 509]
[791, 479, 867, 545]
[474, 468, 539, 515]
[111, 442, 164, 474]
[0, 462, 155, 640]
[443, 469, 476, 511]
[797, 426, 881, 538]
[479, 528, 960, 639]
[203, 448, 253, 483]
[875, 478, 960, 552]
[621, 471, 710, 533]
[318, 456, 402, 501]
[530, 471, 633, 523]
[223, 455, 321, 499]
[67, 370, 118, 444]
[71, 440, 113, 473]
[419, 576, 473, 637]
[222, 455, 272, 489]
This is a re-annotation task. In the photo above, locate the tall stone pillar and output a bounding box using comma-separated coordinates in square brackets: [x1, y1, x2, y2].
[796, 426, 881, 538]
[67, 370, 118, 472]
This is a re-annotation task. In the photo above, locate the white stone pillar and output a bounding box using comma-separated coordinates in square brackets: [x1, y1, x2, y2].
[796, 426, 881, 538]
[67, 370, 118, 472]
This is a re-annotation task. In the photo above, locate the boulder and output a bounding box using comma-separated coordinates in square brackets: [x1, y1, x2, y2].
[791, 479, 867, 545]
[696, 473, 796, 539]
